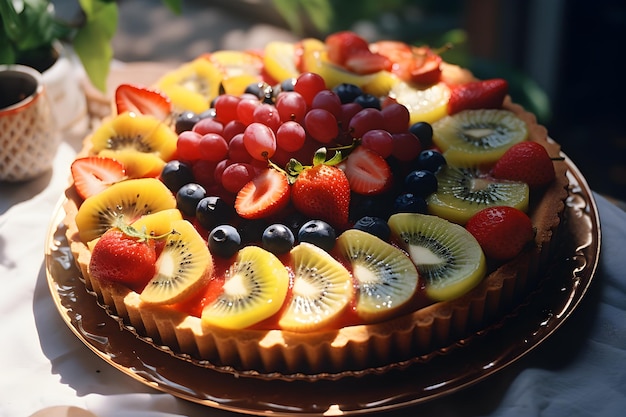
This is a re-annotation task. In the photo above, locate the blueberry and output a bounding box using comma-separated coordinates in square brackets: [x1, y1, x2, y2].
[354, 93, 381, 110]
[298, 220, 336, 252]
[394, 193, 427, 214]
[280, 77, 297, 92]
[332, 83, 363, 103]
[208, 225, 241, 258]
[262, 224, 295, 255]
[409, 121, 434, 149]
[417, 149, 446, 173]
[175, 111, 201, 134]
[349, 194, 391, 221]
[353, 216, 391, 241]
[176, 183, 206, 217]
[404, 170, 438, 196]
[245, 82, 274, 103]
[161, 160, 195, 193]
[196, 196, 234, 231]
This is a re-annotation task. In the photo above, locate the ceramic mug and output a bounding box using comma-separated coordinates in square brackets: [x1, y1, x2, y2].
[0, 64, 59, 182]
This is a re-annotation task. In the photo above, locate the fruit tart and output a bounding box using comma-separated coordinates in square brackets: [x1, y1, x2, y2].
[63, 31, 569, 378]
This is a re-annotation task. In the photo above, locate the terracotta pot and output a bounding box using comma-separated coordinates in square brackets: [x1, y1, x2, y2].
[0, 65, 60, 182]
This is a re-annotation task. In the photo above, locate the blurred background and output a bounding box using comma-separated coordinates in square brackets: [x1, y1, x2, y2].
[52, 0, 626, 203]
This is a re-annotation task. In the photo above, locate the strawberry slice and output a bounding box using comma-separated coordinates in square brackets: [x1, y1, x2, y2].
[447, 78, 508, 115]
[71, 156, 127, 200]
[115, 83, 172, 120]
[325, 31, 390, 75]
[234, 168, 291, 219]
[343, 146, 392, 195]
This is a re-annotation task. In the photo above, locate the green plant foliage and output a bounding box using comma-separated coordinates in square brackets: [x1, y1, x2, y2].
[0, 0, 181, 91]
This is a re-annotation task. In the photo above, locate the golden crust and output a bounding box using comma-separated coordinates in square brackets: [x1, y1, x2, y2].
[63, 78, 569, 378]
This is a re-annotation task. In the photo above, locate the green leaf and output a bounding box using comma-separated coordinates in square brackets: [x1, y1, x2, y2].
[300, 0, 333, 34]
[74, 0, 118, 91]
[162, 0, 182, 14]
[272, 0, 304, 35]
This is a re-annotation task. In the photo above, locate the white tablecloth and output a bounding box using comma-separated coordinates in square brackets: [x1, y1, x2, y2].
[2, 120, 626, 417]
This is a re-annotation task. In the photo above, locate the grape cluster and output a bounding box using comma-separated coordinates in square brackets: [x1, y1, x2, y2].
[163, 71, 446, 255]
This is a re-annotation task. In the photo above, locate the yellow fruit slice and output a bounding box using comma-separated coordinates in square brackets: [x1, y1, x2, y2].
[278, 243, 353, 332]
[156, 57, 223, 113]
[336, 229, 419, 323]
[98, 149, 165, 178]
[389, 81, 451, 125]
[130, 208, 183, 236]
[388, 213, 486, 302]
[140, 219, 213, 305]
[263, 41, 300, 82]
[75, 178, 176, 243]
[426, 165, 530, 225]
[209, 50, 264, 96]
[90, 112, 178, 162]
[201, 246, 289, 330]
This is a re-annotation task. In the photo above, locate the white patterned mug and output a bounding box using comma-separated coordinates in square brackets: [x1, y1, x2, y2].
[0, 64, 59, 182]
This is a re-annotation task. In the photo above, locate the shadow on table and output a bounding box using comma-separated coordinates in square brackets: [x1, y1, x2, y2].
[0, 170, 53, 216]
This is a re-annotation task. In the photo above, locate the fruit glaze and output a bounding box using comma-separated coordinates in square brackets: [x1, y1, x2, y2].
[63, 31, 569, 378]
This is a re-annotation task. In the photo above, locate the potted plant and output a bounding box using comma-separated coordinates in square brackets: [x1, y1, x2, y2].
[0, 0, 180, 129]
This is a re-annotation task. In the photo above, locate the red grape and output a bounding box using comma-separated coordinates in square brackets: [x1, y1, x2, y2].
[199, 133, 229, 162]
[294, 72, 326, 106]
[213, 94, 241, 123]
[275, 91, 307, 123]
[243, 122, 277, 160]
[236, 96, 261, 126]
[222, 120, 246, 141]
[391, 132, 422, 161]
[311, 90, 342, 118]
[193, 117, 224, 136]
[276, 120, 306, 152]
[221, 162, 256, 194]
[381, 102, 410, 133]
[228, 133, 253, 163]
[349, 108, 384, 139]
[304, 108, 339, 143]
[176, 131, 203, 161]
[253, 103, 281, 132]
[361, 129, 394, 158]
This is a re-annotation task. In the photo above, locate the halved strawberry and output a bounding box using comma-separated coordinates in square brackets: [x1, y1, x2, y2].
[447, 78, 508, 115]
[342, 146, 392, 195]
[325, 31, 390, 75]
[234, 168, 291, 219]
[70, 156, 127, 200]
[115, 83, 172, 120]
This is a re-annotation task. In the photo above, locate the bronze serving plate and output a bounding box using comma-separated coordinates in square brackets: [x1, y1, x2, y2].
[44, 155, 600, 415]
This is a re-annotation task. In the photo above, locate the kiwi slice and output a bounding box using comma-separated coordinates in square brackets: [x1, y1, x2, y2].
[75, 178, 177, 243]
[278, 243, 353, 332]
[432, 109, 527, 167]
[130, 208, 183, 236]
[140, 219, 213, 304]
[90, 112, 178, 162]
[388, 213, 486, 301]
[336, 229, 419, 323]
[427, 165, 529, 225]
[201, 246, 289, 330]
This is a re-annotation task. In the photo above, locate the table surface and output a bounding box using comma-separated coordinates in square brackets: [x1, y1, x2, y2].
[2, 65, 626, 417]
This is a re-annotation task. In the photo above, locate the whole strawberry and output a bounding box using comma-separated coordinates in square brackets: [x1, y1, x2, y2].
[289, 148, 351, 229]
[89, 226, 158, 290]
[447, 78, 508, 115]
[465, 206, 534, 261]
[492, 141, 556, 189]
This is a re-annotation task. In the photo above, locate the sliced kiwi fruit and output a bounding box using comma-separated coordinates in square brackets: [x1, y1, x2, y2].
[388, 213, 486, 302]
[201, 246, 289, 330]
[140, 219, 213, 304]
[432, 109, 527, 168]
[336, 229, 419, 323]
[130, 208, 183, 237]
[278, 243, 354, 332]
[75, 178, 177, 243]
[90, 112, 178, 163]
[427, 165, 529, 225]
